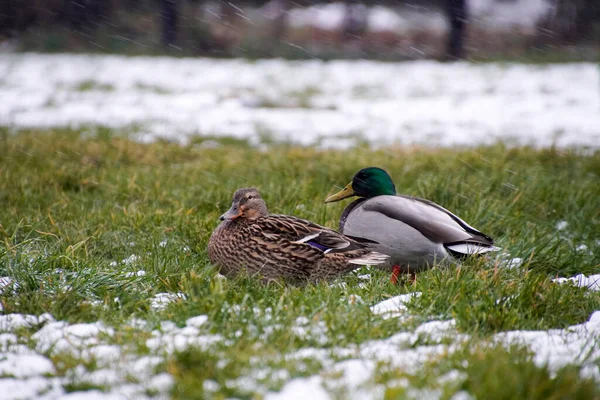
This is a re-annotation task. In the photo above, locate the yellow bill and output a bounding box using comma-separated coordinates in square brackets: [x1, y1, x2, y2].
[325, 182, 355, 203]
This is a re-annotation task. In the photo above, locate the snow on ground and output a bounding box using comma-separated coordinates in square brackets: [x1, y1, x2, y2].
[271, 295, 600, 399]
[1, 54, 598, 148]
[370, 292, 421, 320]
[150, 292, 187, 311]
[0, 313, 204, 399]
[553, 274, 600, 292]
[2, 286, 600, 399]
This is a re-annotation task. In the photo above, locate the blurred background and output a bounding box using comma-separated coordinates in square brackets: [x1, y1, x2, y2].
[2, 0, 599, 61]
[1, 1, 599, 148]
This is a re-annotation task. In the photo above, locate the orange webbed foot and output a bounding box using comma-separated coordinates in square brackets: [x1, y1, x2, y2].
[390, 265, 401, 285]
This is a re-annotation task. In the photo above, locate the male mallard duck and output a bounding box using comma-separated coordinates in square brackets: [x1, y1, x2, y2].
[208, 187, 389, 285]
[325, 167, 499, 283]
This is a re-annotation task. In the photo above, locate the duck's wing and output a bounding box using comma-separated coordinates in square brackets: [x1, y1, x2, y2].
[404, 196, 493, 241]
[362, 195, 496, 252]
[249, 215, 388, 270]
[254, 215, 364, 253]
[243, 219, 323, 275]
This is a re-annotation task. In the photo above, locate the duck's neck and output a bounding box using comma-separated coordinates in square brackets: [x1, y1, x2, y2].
[359, 185, 396, 198]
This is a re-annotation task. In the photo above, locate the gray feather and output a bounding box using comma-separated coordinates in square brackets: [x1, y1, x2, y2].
[339, 195, 497, 272]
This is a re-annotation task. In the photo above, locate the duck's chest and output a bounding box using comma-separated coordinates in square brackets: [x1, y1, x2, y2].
[208, 220, 251, 263]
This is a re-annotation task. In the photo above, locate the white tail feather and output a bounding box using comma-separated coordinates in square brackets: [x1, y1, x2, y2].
[349, 252, 390, 266]
[446, 243, 501, 255]
[293, 232, 321, 244]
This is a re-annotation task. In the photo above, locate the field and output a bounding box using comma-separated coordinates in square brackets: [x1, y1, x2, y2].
[1, 55, 600, 399]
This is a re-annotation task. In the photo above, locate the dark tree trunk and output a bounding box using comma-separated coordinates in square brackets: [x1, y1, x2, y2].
[0, 0, 18, 39]
[342, 0, 367, 39]
[161, 0, 179, 47]
[534, 0, 600, 46]
[268, 0, 290, 55]
[446, 0, 467, 60]
[560, 0, 600, 44]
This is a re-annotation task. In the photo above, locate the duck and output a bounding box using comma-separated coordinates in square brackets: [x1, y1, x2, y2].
[208, 187, 389, 285]
[325, 167, 499, 283]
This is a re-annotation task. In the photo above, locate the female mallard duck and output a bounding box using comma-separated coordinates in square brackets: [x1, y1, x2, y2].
[325, 167, 499, 283]
[208, 187, 388, 285]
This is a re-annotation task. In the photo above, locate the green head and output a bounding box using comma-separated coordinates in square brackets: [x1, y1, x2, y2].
[325, 167, 396, 202]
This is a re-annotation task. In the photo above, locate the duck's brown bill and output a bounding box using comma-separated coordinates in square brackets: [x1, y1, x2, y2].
[220, 206, 243, 220]
[325, 182, 355, 203]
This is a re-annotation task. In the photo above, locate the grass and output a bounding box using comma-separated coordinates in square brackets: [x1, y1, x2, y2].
[413, 264, 600, 333]
[0, 128, 599, 398]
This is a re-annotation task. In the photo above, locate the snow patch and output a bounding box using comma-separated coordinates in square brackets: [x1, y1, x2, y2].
[496, 310, 600, 371]
[556, 220, 568, 230]
[146, 326, 223, 354]
[0, 377, 62, 400]
[0, 313, 219, 399]
[1, 55, 598, 149]
[0, 313, 54, 332]
[186, 315, 209, 328]
[0, 354, 55, 378]
[346, 294, 364, 305]
[150, 292, 186, 311]
[553, 274, 600, 292]
[122, 254, 139, 265]
[505, 257, 523, 270]
[124, 270, 146, 278]
[370, 292, 421, 319]
[32, 321, 116, 359]
[265, 376, 329, 400]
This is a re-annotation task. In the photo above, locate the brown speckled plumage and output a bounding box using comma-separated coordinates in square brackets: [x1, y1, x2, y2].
[208, 188, 388, 285]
